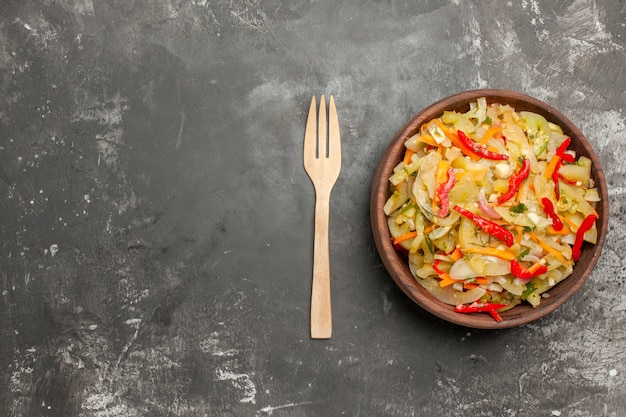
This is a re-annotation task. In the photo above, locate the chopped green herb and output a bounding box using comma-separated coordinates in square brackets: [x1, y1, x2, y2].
[485, 116, 492, 126]
[518, 248, 530, 259]
[510, 203, 528, 214]
[400, 203, 416, 214]
[521, 282, 537, 300]
[536, 138, 549, 156]
[424, 234, 434, 254]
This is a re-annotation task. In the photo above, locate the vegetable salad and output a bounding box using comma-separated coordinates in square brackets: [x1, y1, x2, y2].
[384, 98, 600, 321]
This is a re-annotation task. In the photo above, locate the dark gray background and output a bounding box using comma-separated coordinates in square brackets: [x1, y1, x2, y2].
[1, 1, 625, 416]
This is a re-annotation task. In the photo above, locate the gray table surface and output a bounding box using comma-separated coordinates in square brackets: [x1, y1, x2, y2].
[1, 1, 625, 416]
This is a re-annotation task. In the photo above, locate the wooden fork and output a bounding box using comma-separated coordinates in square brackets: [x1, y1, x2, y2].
[303, 95, 342, 339]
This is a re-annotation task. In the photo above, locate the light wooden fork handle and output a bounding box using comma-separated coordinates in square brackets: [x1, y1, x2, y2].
[311, 191, 332, 339]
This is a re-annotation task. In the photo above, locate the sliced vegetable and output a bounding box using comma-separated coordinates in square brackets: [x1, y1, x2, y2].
[545, 137, 574, 199]
[433, 259, 456, 287]
[457, 130, 509, 161]
[572, 214, 597, 261]
[528, 232, 569, 264]
[391, 231, 418, 245]
[479, 126, 502, 145]
[463, 246, 515, 261]
[454, 302, 508, 313]
[435, 167, 456, 217]
[454, 301, 508, 320]
[556, 137, 573, 159]
[478, 189, 501, 218]
[497, 158, 530, 204]
[489, 310, 504, 322]
[510, 259, 548, 279]
[453, 205, 514, 247]
[541, 197, 563, 231]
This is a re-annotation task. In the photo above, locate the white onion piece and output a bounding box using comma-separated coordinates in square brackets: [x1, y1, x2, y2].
[521, 254, 542, 264]
[485, 283, 504, 292]
[482, 256, 512, 276]
[449, 258, 479, 279]
[416, 277, 486, 305]
[478, 189, 501, 219]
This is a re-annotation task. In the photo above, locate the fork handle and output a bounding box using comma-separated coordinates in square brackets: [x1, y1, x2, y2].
[311, 193, 332, 339]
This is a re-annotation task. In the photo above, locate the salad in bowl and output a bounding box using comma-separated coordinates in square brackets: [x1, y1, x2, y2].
[371, 90, 608, 328]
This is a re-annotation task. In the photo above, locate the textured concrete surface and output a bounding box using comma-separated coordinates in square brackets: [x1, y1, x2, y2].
[1, 1, 625, 416]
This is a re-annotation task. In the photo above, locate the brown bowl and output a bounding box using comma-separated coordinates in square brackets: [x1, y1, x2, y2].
[370, 89, 609, 329]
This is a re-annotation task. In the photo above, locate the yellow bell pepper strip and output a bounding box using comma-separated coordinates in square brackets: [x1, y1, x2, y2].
[435, 160, 450, 184]
[572, 214, 597, 261]
[497, 158, 531, 204]
[403, 149, 415, 165]
[544, 138, 574, 199]
[474, 277, 490, 285]
[528, 232, 569, 264]
[510, 259, 547, 280]
[560, 215, 579, 231]
[423, 224, 437, 234]
[454, 302, 508, 322]
[449, 246, 463, 261]
[391, 230, 417, 245]
[479, 126, 502, 145]
[463, 246, 515, 261]
[548, 225, 571, 235]
[417, 134, 441, 147]
[438, 276, 456, 288]
[457, 130, 509, 161]
[453, 205, 514, 247]
[541, 197, 564, 231]
[435, 167, 456, 217]
[544, 154, 561, 180]
[544, 138, 571, 178]
[514, 225, 525, 245]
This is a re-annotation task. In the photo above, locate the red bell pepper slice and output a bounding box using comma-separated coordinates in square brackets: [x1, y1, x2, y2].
[454, 302, 508, 322]
[552, 138, 574, 199]
[454, 302, 508, 313]
[432, 259, 446, 275]
[552, 168, 562, 200]
[457, 130, 509, 161]
[572, 214, 597, 261]
[540, 197, 563, 231]
[453, 205, 514, 247]
[435, 167, 456, 217]
[556, 137, 572, 158]
[497, 158, 531, 204]
[560, 153, 575, 164]
[489, 310, 504, 322]
[432, 259, 456, 287]
[510, 259, 548, 279]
